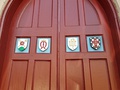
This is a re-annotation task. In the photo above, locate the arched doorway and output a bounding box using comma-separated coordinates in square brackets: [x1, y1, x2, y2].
[0, 0, 120, 90]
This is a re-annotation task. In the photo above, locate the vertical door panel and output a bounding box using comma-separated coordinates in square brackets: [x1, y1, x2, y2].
[9, 61, 28, 90]
[84, 0, 100, 25]
[66, 60, 84, 90]
[38, 0, 53, 27]
[60, 0, 85, 90]
[33, 61, 51, 90]
[65, 0, 80, 26]
[18, 1, 34, 27]
[90, 60, 111, 90]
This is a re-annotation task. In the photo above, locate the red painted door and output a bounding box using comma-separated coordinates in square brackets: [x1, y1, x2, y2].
[59, 0, 120, 90]
[0, 0, 120, 90]
[0, 0, 57, 90]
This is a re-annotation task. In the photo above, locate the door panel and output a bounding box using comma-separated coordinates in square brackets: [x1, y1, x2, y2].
[33, 61, 51, 90]
[18, 0, 34, 27]
[38, 0, 53, 27]
[84, 0, 100, 25]
[90, 60, 111, 90]
[65, 0, 80, 26]
[60, 0, 85, 89]
[66, 60, 84, 90]
[9, 61, 28, 90]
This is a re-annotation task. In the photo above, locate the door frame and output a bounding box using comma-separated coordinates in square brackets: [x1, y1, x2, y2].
[0, 0, 120, 82]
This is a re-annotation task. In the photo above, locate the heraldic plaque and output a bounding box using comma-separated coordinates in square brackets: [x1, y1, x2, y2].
[66, 37, 80, 52]
[87, 36, 104, 52]
[36, 38, 51, 53]
[15, 38, 30, 53]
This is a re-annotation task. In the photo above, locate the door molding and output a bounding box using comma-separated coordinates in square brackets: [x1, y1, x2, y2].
[0, 0, 120, 81]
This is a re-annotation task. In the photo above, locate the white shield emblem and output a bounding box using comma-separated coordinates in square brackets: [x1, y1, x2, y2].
[39, 39, 49, 52]
[68, 37, 78, 51]
[18, 39, 28, 51]
[90, 37, 101, 50]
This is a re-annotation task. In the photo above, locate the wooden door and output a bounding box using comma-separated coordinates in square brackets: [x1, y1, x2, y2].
[0, 0, 57, 90]
[59, 0, 120, 90]
[0, 0, 120, 90]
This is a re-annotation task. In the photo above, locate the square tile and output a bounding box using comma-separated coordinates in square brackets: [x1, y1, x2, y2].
[15, 38, 30, 53]
[66, 37, 80, 52]
[87, 36, 104, 52]
[36, 38, 51, 53]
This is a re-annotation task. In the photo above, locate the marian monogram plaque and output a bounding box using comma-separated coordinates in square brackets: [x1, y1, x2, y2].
[66, 37, 80, 52]
[37, 38, 51, 53]
[39, 39, 49, 52]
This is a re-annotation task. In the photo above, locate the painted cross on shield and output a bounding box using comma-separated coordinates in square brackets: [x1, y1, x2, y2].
[39, 39, 49, 52]
[68, 37, 78, 51]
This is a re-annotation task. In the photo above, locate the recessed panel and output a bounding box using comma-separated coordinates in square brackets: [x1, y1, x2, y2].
[87, 36, 104, 52]
[15, 38, 30, 53]
[84, 0, 100, 25]
[18, 1, 34, 27]
[65, 0, 80, 26]
[66, 37, 80, 52]
[38, 0, 52, 27]
[66, 60, 84, 90]
[36, 38, 51, 53]
[90, 60, 111, 90]
[9, 61, 28, 90]
[33, 61, 51, 90]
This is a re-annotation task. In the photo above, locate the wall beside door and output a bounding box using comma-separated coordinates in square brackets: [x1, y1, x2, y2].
[0, 0, 8, 18]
